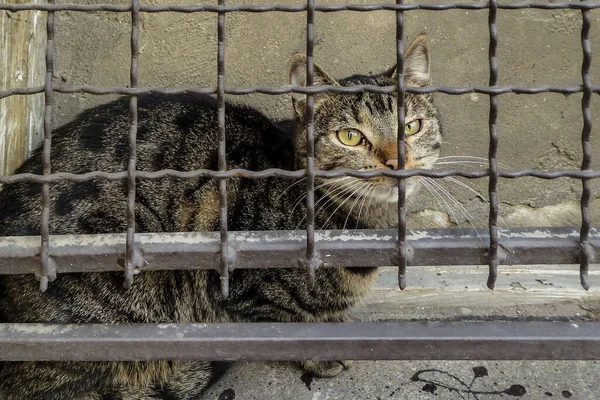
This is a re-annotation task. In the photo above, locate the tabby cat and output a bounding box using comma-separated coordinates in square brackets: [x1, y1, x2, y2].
[0, 35, 441, 399]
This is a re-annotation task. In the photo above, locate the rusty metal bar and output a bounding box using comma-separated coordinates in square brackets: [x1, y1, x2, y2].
[0, 86, 45, 99]
[304, 0, 318, 287]
[1, 321, 599, 361]
[487, 0, 499, 289]
[2, 2, 600, 13]
[124, 0, 140, 288]
[4, 84, 600, 100]
[579, 0, 593, 290]
[0, 228, 596, 274]
[217, 0, 230, 299]
[0, 0, 597, 367]
[3, 168, 600, 185]
[38, 0, 57, 292]
[395, 0, 407, 290]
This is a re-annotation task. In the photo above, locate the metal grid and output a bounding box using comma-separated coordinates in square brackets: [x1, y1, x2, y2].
[0, 0, 598, 361]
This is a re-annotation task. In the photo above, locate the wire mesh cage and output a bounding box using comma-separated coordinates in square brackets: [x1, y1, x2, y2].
[0, 0, 599, 362]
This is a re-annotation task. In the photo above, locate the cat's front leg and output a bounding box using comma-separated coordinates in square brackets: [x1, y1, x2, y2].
[298, 314, 355, 378]
[300, 359, 354, 378]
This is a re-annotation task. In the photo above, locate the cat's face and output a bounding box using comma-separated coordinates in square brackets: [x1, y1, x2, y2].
[289, 35, 442, 210]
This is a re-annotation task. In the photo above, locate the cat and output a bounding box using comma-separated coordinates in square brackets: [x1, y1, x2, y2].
[0, 34, 441, 399]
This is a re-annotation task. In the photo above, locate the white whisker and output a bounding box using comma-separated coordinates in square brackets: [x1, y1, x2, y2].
[314, 180, 363, 219]
[354, 184, 375, 229]
[320, 182, 368, 230]
[443, 177, 486, 201]
[442, 177, 510, 231]
[435, 156, 510, 168]
[294, 180, 364, 232]
[437, 156, 490, 161]
[289, 177, 352, 216]
[358, 184, 377, 229]
[275, 177, 306, 200]
[425, 178, 482, 240]
[421, 178, 464, 234]
[343, 183, 372, 232]
[434, 161, 489, 166]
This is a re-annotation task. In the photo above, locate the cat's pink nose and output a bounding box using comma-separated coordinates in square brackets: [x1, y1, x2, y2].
[385, 158, 398, 170]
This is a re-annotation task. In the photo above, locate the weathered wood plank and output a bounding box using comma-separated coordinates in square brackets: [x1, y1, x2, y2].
[353, 266, 600, 321]
[0, 0, 45, 176]
[372, 265, 600, 292]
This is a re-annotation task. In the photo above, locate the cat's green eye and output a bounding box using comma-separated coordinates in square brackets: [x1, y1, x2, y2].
[337, 129, 363, 146]
[405, 119, 422, 136]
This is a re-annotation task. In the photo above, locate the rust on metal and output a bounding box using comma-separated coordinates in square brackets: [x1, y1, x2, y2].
[486, 0, 499, 290]
[0, 228, 596, 274]
[1, 321, 600, 361]
[0, 0, 597, 363]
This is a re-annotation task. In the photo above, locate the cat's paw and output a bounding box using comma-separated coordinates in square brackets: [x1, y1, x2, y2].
[300, 360, 354, 378]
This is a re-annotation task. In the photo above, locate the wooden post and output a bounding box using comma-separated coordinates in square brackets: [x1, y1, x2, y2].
[0, 0, 46, 176]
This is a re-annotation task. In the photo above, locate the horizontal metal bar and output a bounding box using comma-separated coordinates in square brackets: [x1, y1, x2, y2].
[0, 86, 45, 99]
[2, 168, 600, 184]
[0, 321, 599, 361]
[47, 84, 600, 96]
[1, 1, 600, 13]
[0, 227, 596, 274]
[4, 84, 600, 100]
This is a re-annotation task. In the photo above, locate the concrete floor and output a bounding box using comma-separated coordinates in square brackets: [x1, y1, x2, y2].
[203, 266, 600, 400]
[203, 360, 598, 400]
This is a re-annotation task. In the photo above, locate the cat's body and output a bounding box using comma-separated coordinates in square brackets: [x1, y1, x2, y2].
[0, 35, 441, 399]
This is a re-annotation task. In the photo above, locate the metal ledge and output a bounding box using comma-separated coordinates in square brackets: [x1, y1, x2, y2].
[0, 321, 599, 361]
[1, 1, 600, 13]
[0, 227, 596, 274]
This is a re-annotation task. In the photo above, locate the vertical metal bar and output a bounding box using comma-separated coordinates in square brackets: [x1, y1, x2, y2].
[39, 0, 57, 292]
[217, 0, 230, 298]
[125, 0, 140, 288]
[396, 0, 407, 290]
[304, 0, 317, 287]
[487, 0, 499, 290]
[579, 0, 593, 290]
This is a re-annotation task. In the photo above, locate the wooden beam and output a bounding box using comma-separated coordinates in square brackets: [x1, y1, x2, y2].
[0, 0, 45, 176]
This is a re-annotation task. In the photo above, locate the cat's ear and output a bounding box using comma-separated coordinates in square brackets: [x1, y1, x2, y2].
[289, 53, 339, 118]
[405, 34, 430, 82]
[383, 34, 431, 85]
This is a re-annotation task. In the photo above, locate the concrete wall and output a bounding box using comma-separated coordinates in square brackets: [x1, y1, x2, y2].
[4, 0, 600, 229]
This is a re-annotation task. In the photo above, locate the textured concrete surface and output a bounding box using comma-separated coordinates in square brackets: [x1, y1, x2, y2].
[32, 0, 598, 228]
[203, 360, 599, 400]
[200, 264, 600, 400]
[201, 295, 600, 400]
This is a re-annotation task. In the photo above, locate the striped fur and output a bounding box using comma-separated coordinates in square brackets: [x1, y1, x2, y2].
[0, 35, 441, 399]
